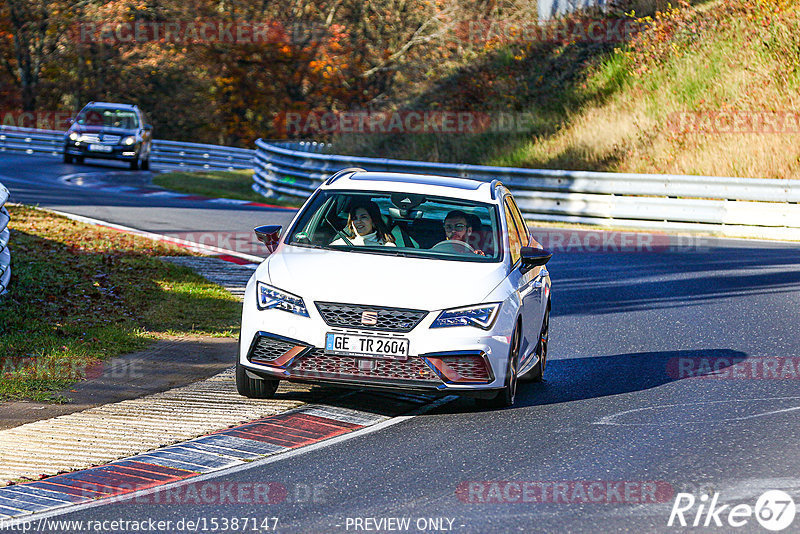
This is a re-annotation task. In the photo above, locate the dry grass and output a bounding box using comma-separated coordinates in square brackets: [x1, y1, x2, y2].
[334, 0, 800, 179]
[0, 206, 241, 401]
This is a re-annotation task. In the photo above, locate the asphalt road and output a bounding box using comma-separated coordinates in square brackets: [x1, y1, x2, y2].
[0, 153, 295, 257]
[3, 153, 800, 533]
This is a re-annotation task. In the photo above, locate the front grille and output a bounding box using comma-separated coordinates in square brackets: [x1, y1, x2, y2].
[287, 349, 440, 382]
[437, 355, 491, 381]
[315, 302, 427, 333]
[248, 335, 304, 364]
[79, 134, 121, 144]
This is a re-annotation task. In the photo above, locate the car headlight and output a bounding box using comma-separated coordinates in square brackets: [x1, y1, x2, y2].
[68, 132, 80, 141]
[122, 136, 136, 145]
[430, 303, 501, 330]
[256, 282, 309, 317]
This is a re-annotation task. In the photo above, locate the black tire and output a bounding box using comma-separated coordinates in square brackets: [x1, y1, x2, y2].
[476, 323, 520, 409]
[75, 156, 84, 164]
[526, 304, 550, 382]
[236, 360, 279, 399]
[141, 157, 149, 170]
[129, 155, 139, 170]
[63, 153, 73, 164]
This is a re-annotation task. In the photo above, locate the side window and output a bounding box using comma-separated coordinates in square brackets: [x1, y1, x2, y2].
[503, 199, 522, 265]
[506, 196, 529, 245]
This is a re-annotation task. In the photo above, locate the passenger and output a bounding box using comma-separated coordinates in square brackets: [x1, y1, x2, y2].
[331, 200, 396, 247]
[441, 210, 485, 256]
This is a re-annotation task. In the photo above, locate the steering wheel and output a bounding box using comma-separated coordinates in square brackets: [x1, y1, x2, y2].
[431, 239, 476, 253]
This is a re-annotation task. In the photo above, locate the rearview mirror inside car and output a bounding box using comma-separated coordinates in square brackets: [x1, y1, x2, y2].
[254, 225, 282, 254]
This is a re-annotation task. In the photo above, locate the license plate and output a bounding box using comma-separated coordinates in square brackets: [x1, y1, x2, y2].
[89, 144, 113, 152]
[325, 332, 409, 360]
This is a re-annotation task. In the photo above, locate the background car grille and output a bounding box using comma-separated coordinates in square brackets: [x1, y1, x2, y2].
[79, 134, 121, 144]
[287, 349, 440, 382]
[248, 336, 305, 364]
[315, 302, 427, 332]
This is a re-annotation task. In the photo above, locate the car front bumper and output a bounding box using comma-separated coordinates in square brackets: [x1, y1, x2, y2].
[64, 142, 139, 161]
[239, 286, 517, 397]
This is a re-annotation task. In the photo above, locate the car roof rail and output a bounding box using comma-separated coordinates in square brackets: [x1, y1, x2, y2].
[489, 179, 504, 200]
[325, 167, 367, 185]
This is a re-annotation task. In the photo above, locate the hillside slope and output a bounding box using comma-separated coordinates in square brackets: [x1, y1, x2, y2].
[332, 0, 800, 179]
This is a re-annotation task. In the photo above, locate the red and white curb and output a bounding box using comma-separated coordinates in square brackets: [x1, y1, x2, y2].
[0, 394, 452, 525]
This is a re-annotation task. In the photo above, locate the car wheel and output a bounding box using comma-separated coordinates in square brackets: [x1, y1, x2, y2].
[235, 360, 279, 399]
[525, 304, 549, 382]
[129, 154, 140, 170]
[75, 156, 84, 164]
[141, 157, 149, 170]
[476, 322, 520, 409]
[63, 152, 73, 164]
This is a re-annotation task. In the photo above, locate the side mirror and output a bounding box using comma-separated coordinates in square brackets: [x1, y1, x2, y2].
[254, 225, 282, 254]
[520, 247, 552, 272]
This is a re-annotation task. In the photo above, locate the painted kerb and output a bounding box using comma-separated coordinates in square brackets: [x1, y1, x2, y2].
[0, 125, 254, 171]
[0, 182, 11, 295]
[252, 139, 800, 240]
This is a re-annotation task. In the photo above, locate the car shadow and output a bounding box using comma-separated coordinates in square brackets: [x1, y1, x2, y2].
[517, 348, 749, 406]
[427, 348, 748, 413]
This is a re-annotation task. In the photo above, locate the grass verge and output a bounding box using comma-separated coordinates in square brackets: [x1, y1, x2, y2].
[153, 170, 303, 208]
[0, 205, 242, 402]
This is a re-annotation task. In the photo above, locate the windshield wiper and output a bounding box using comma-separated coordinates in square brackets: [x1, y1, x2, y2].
[358, 246, 410, 258]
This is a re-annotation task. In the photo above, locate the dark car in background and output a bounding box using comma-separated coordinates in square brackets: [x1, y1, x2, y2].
[63, 102, 153, 170]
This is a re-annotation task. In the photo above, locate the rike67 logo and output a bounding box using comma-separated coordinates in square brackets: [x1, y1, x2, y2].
[669, 490, 796, 531]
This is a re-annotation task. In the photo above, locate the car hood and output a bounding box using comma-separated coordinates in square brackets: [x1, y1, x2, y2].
[70, 126, 136, 136]
[263, 245, 507, 311]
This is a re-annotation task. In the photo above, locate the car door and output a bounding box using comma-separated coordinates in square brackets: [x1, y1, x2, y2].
[504, 195, 543, 368]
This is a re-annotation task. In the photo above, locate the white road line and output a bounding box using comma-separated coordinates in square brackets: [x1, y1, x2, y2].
[595, 396, 800, 426]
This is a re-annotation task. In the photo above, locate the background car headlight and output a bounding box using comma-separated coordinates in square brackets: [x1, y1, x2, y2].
[256, 282, 309, 317]
[68, 132, 80, 141]
[122, 136, 136, 145]
[430, 303, 501, 329]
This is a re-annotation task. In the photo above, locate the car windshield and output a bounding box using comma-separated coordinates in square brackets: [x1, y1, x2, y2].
[287, 190, 502, 262]
[76, 108, 139, 129]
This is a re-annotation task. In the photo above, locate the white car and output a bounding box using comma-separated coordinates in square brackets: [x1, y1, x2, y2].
[237, 169, 552, 408]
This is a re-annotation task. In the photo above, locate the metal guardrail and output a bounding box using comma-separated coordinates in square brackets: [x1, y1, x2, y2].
[0, 182, 11, 295]
[0, 125, 254, 170]
[253, 139, 800, 240]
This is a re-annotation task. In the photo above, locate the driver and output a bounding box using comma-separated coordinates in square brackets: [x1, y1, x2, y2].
[442, 210, 485, 256]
